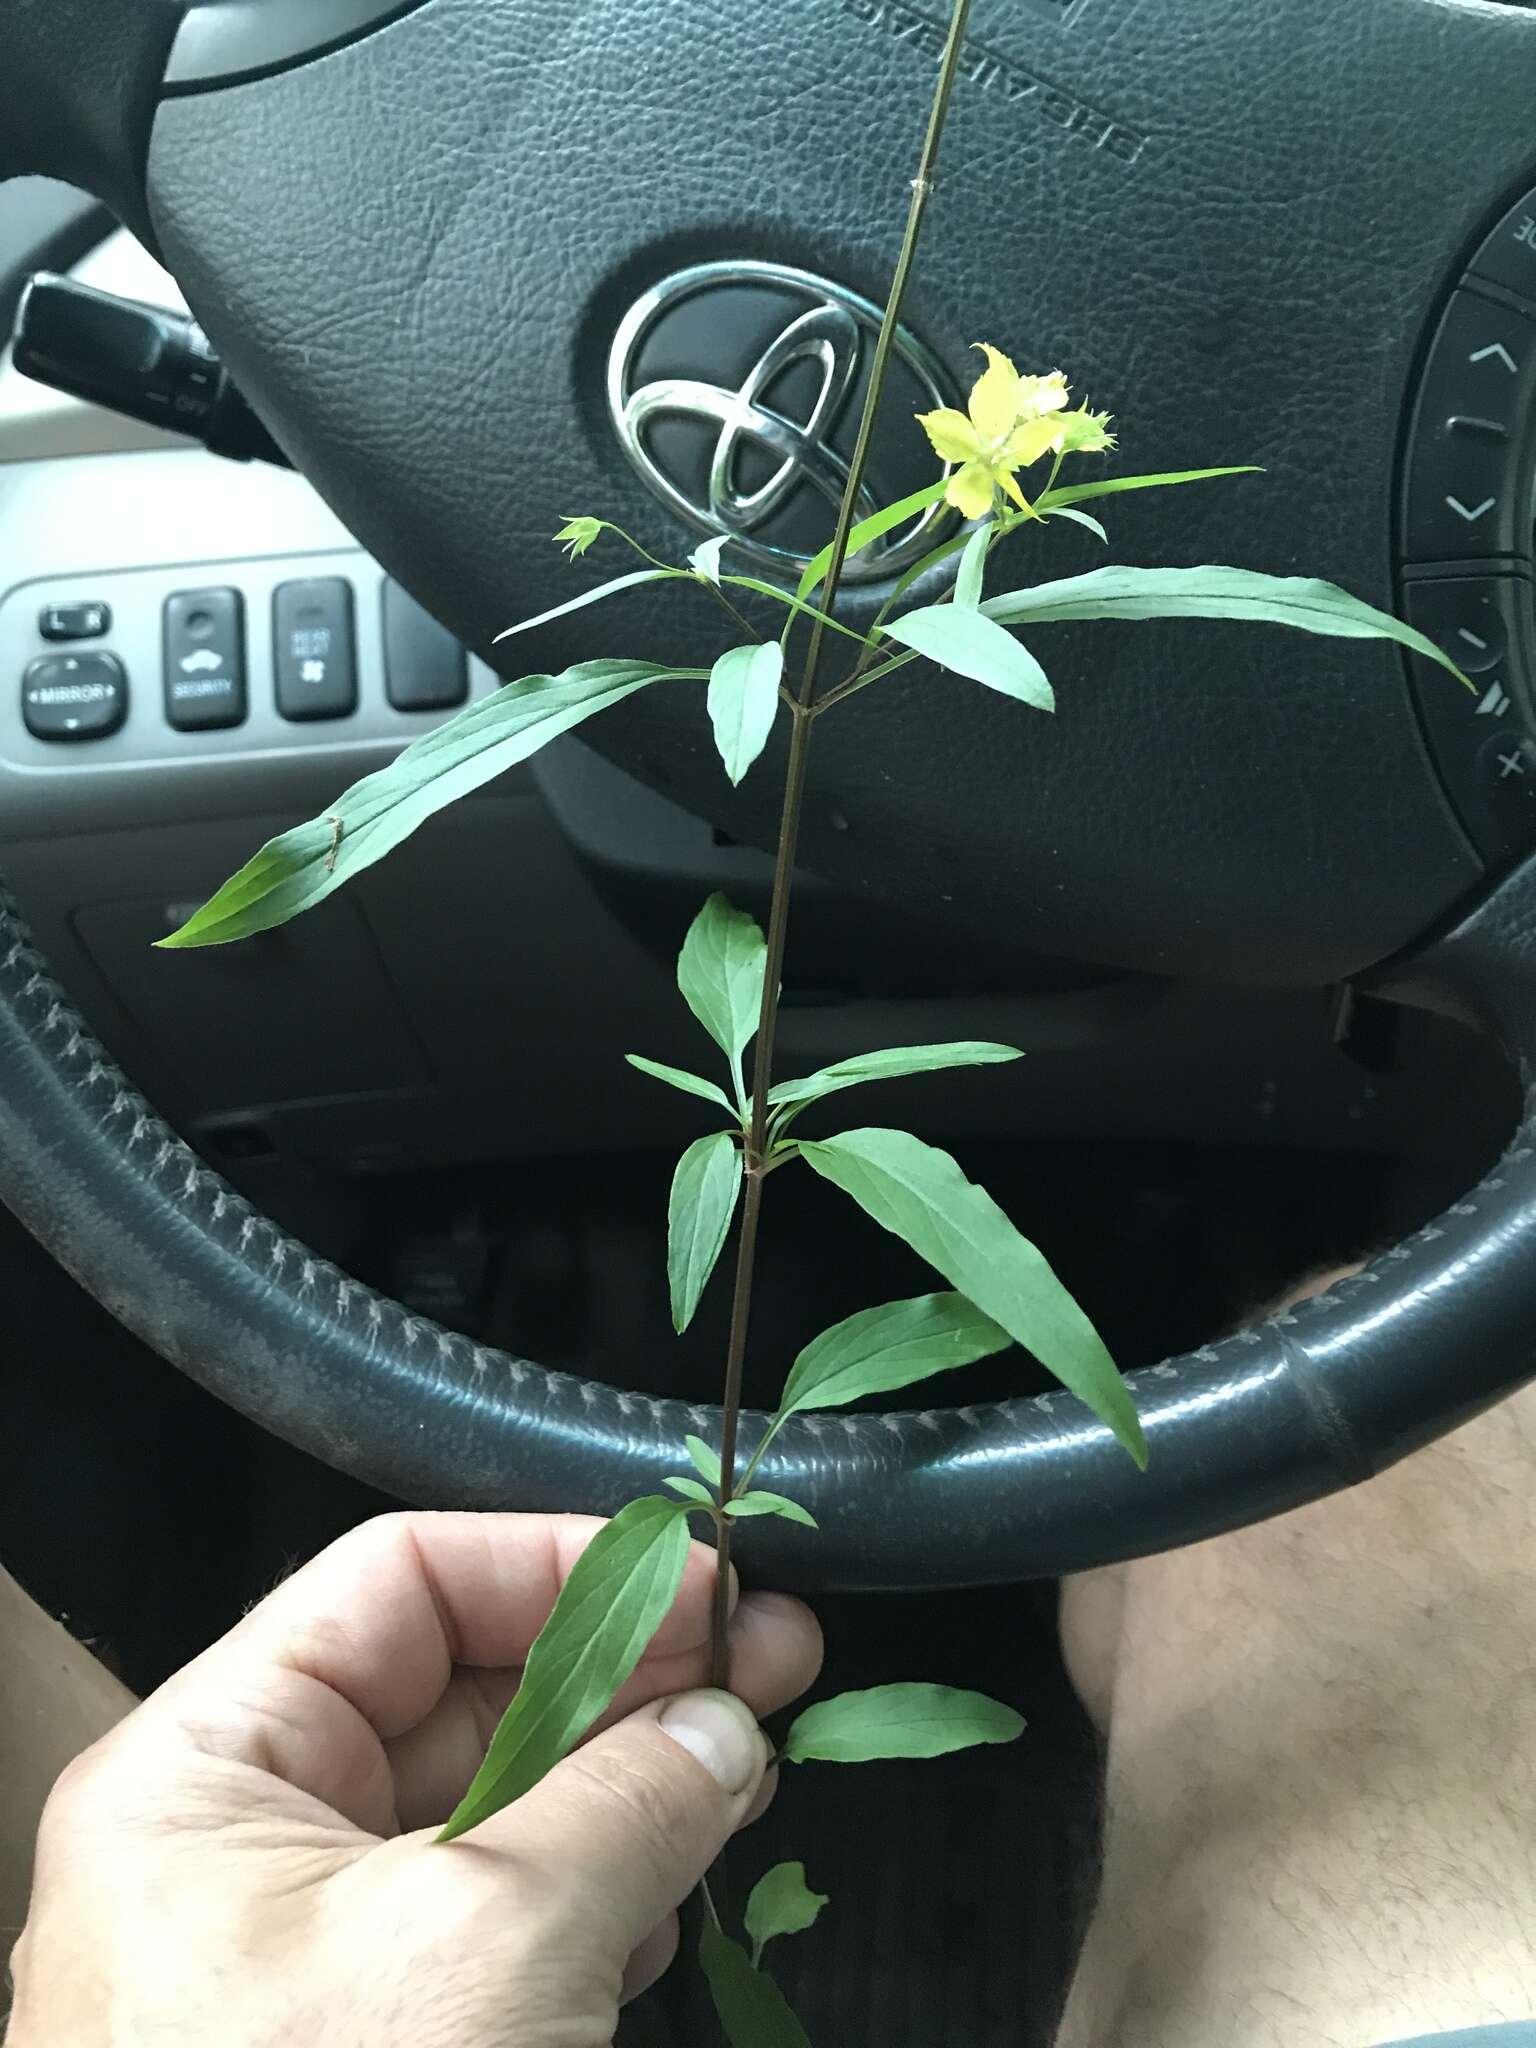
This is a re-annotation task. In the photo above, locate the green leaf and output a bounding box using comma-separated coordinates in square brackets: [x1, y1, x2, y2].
[881, 605, 1055, 712]
[699, 1922, 814, 2048]
[664, 1475, 716, 1507]
[982, 565, 1474, 690]
[708, 643, 785, 786]
[625, 1054, 738, 1117]
[718, 575, 874, 647]
[437, 1496, 691, 1841]
[494, 568, 678, 643]
[782, 1683, 1025, 1766]
[159, 660, 687, 948]
[684, 1433, 723, 1488]
[677, 894, 768, 1072]
[725, 1491, 818, 1529]
[880, 528, 974, 616]
[1035, 465, 1260, 514]
[952, 521, 993, 610]
[745, 1863, 830, 1964]
[796, 479, 948, 601]
[1046, 505, 1109, 544]
[668, 1134, 743, 1333]
[767, 1041, 1022, 1112]
[798, 1129, 1145, 1466]
[777, 1292, 1012, 1421]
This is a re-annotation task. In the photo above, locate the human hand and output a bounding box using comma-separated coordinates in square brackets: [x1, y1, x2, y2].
[6, 1511, 822, 2047]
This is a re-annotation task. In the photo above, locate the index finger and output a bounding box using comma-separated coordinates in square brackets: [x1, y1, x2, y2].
[168, 1511, 736, 1743]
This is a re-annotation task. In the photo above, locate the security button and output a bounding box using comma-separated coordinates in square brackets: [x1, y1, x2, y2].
[164, 587, 246, 731]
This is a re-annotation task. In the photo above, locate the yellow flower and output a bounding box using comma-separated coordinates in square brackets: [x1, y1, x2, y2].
[916, 346, 1110, 518]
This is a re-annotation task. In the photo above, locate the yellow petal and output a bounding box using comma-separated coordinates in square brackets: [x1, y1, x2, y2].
[967, 344, 1026, 440]
[945, 460, 999, 521]
[1012, 370, 1070, 419]
[917, 406, 982, 465]
[998, 469, 1033, 514]
[1002, 414, 1070, 470]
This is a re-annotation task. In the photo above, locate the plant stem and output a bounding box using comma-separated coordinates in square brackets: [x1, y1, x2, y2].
[707, 0, 975, 1691]
[709, 1165, 764, 1684]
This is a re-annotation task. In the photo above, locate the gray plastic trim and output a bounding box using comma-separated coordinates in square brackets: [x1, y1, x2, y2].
[0, 444, 494, 842]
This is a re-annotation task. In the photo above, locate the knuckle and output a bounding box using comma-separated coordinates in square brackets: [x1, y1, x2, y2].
[42, 1736, 121, 1825]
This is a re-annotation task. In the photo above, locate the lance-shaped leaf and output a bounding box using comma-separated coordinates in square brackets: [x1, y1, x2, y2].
[982, 564, 1473, 688]
[952, 520, 994, 609]
[776, 1292, 1012, 1424]
[798, 1129, 1145, 1465]
[782, 1683, 1024, 1766]
[699, 1923, 814, 2048]
[1046, 505, 1109, 544]
[796, 478, 948, 601]
[883, 604, 1054, 711]
[724, 1491, 818, 1529]
[494, 568, 679, 643]
[881, 526, 973, 615]
[719, 575, 873, 647]
[1034, 465, 1259, 514]
[745, 1863, 830, 1964]
[160, 660, 687, 948]
[677, 895, 768, 1078]
[438, 1496, 691, 1841]
[708, 642, 785, 785]
[668, 1133, 743, 1333]
[684, 1433, 723, 1488]
[768, 1041, 1021, 1112]
[664, 1475, 715, 1508]
[625, 1054, 738, 1117]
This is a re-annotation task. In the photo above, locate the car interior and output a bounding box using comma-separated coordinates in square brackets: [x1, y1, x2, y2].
[5, 4, 1536, 2041]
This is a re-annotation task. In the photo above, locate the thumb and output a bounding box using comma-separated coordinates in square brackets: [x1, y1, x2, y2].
[473, 1689, 770, 1955]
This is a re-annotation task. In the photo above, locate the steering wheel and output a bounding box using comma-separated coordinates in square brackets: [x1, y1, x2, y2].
[5, 0, 1536, 1592]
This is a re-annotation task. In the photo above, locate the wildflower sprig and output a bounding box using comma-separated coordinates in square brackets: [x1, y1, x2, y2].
[160, 0, 1476, 2034]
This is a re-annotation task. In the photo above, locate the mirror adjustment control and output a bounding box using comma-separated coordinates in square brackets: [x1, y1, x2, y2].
[273, 578, 357, 721]
[382, 578, 468, 711]
[39, 600, 111, 641]
[164, 587, 246, 731]
[22, 651, 128, 740]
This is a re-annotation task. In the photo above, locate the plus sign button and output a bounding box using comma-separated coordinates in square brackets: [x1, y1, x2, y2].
[1477, 728, 1536, 859]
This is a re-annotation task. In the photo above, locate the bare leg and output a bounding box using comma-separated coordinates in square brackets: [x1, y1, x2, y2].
[1, 1568, 134, 1989]
[1058, 1302, 1536, 2048]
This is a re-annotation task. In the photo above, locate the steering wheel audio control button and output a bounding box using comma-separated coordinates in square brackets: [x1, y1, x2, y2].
[382, 579, 468, 712]
[22, 652, 128, 741]
[39, 600, 110, 642]
[273, 578, 358, 721]
[1478, 728, 1536, 843]
[1402, 575, 1536, 865]
[1402, 289, 1536, 563]
[163, 587, 247, 732]
[1467, 188, 1536, 307]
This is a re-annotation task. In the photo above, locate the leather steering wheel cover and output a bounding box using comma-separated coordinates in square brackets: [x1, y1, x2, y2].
[3, 861, 1532, 1592]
